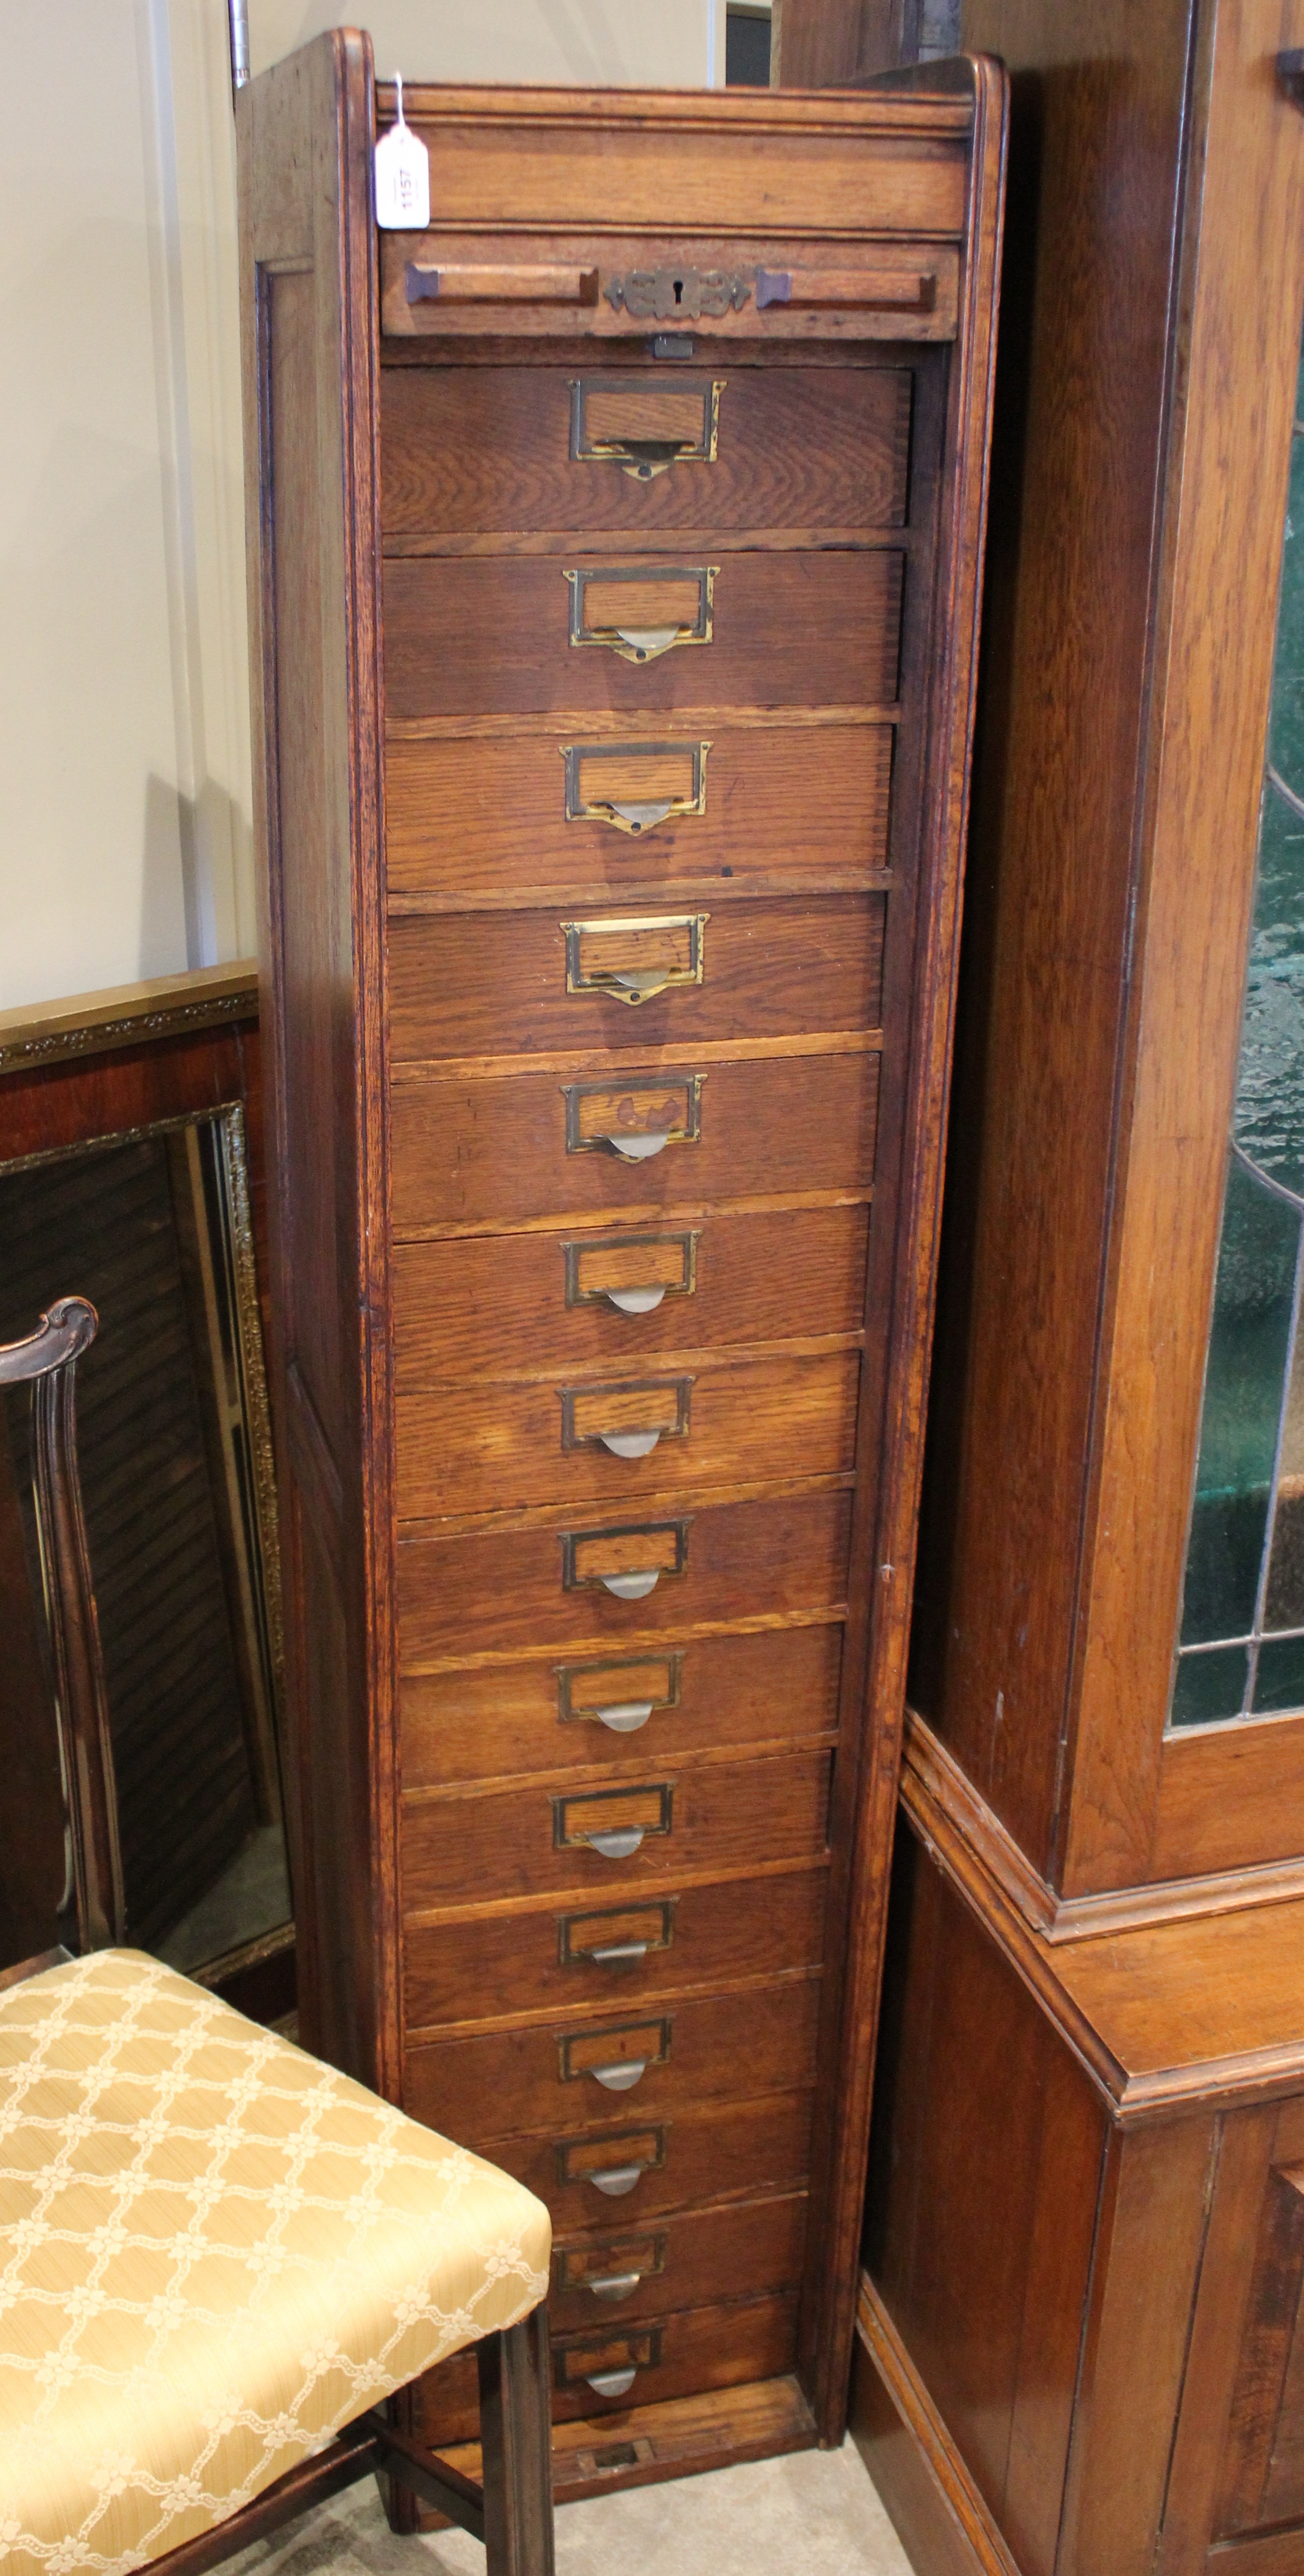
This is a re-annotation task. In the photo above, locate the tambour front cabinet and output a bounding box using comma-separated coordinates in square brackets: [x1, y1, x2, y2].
[236, 35, 1004, 2495]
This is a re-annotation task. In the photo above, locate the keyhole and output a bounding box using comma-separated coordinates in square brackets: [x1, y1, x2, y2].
[673, 277, 684, 305]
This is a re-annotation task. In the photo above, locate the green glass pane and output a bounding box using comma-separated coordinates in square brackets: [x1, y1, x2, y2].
[1172, 1644, 1251, 1726]
[1233, 784, 1304, 1193]
[1180, 1153, 1300, 1645]
[1268, 432, 1304, 800]
[1254, 1632, 1304, 1714]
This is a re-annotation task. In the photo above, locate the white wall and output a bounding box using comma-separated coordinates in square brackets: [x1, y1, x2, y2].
[0, 0, 712, 1015]
[250, 1, 720, 87]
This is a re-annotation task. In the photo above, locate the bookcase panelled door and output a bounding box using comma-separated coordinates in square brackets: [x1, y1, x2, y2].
[236, 33, 1004, 2494]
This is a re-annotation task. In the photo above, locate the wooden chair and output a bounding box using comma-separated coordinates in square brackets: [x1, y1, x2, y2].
[0, 1298, 555, 2576]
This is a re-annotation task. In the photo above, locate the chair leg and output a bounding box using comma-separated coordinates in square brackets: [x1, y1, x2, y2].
[477, 2305, 556, 2576]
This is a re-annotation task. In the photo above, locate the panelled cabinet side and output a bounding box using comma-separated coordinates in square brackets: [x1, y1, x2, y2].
[803, 51, 1008, 2439]
[236, 31, 396, 2093]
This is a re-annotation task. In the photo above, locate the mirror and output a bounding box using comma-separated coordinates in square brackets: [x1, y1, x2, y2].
[0, 1103, 291, 1994]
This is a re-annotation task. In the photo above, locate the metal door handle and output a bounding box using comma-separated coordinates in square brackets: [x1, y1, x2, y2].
[594, 1700, 654, 1732]
[588, 1940, 649, 1965]
[586, 2366, 638, 2396]
[590, 2057, 648, 2091]
[586, 2269, 644, 2301]
[601, 1130, 670, 1162]
[583, 1827, 645, 1860]
[606, 1285, 666, 1315]
[589, 2162, 646, 2197]
[599, 1570, 660, 1600]
[598, 1428, 661, 1459]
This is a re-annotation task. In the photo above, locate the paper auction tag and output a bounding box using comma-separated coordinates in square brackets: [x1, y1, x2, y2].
[374, 74, 429, 230]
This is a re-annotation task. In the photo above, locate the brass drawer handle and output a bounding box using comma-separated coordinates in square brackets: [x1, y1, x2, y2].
[593, 1700, 654, 1732]
[589, 1939, 648, 1964]
[607, 1287, 664, 1314]
[569, 376, 724, 479]
[587, 2365, 638, 2396]
[588, 2162, 647, 2198]
[604, 1132, 668, 1163]
[601, 1569, 660, 1600]
[587, 2270, 644, 2301]
[561, 742, 710, 837]
[565, 565, 715, 664]
[562, 913, 708, 1008]
[585, 1828, 645, 1860]
[590, 2058, 648, 2091]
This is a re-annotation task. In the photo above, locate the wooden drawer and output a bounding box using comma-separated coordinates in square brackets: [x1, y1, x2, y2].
[417, 2286, 801, 2444]
[396, 1487, 853, 1664]
[383, 552, 903, 723]
[400, 1621, 843, 1789]
[393, 1204, 871, 1382]
[389, 1048, 879, 1233]
[385, 721, 893, 903]
[474, 2087, 813, 2234]
[395, 1349, 860, 1520]
[548, 2190, 808, 2334]
[403, 1979, 822, 2138]
[402, 1861, 829, 2032]
[381, 362, 912, 539]
[402, 1746, 832, 1909]
[388, 894, 884, 1064]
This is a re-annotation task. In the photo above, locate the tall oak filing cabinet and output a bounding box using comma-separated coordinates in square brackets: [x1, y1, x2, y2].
[236, 34, 1005, 2496]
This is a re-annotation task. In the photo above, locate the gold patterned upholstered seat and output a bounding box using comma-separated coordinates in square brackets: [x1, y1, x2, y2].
[0, 1948, 552, 2575]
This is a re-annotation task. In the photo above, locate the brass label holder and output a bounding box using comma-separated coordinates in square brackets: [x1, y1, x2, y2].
[564, 564, 716, 664]
[556, 2017, 676, 2083]
[552, 1781, 675, 1852]
[561, 1517, 691, 1591]
[559, 1375, 692, 1455]
[553, 2322, 664, 2386]
[563, 1071, 705, 1158]
[569, 377, 725, 480]
[562, 1233, 699, 1310]
[561, 913, 708, 1006]
[561, 741, 710, 836]
[558, 1896, 678, 1963]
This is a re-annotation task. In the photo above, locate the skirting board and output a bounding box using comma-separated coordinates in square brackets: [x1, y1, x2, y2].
[851, 2274, 1022, 2576]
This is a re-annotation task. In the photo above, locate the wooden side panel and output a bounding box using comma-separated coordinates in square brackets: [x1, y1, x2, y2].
[908, 0, 1199, 1874]
[237, 33, 392, 2085]
[864, 1822, 1105, 2576]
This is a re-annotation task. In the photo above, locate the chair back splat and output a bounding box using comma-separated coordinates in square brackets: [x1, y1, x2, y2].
[0, 1296, 125, 1951]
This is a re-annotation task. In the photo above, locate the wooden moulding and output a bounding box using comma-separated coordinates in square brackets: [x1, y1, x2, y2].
[903, 1707, 1304, 1944]
[851, 2272, 1021, 2576]
[0, 963, 259, 1076]
[900, 1720, 1304, 2124]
